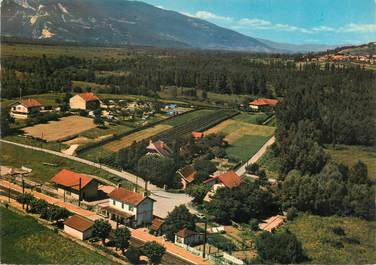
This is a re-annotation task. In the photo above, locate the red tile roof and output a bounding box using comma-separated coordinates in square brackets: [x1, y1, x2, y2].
[249, 98, 279, 107]
[108, 187, 155, 206]
[19, 99, 42, 108]
[204, 171, 241, 188]
[176, 228, 196, 238]
[192, 132, 204, 139]
[150, 217, 165, 231]
[64, 214, 93, 232]
[51, 169, 95, 190]
[78, 92, 99, 102]
[147, 140, 172, 157]
[178, 165, 198, 183]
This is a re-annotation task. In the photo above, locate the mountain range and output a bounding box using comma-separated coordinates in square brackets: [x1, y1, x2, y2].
[1, 0, 337, 53]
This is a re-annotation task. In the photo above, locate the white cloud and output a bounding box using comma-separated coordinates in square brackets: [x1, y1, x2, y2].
[339, 23, 376, 33]
[238, 18, 272, 27]
[180, 10, 233, 23]
[312, 26, 335, 32]
[239, 18, 311, 33]
[195, 11, 233, 22]
[179, 9, 376, 35]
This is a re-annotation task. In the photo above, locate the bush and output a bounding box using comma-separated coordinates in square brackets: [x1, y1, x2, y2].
[249, 218, 259, 231]
[287, 207, 298, 221]
[255, 229, 306, 264]
[246, 163, 259, 174]
[332, 226, 346, 236]
[125, 246, 142, 263]
[207, 234, 237, 252]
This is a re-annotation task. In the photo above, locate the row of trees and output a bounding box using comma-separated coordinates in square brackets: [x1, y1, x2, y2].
[279, 161, 374, 219]
[92, 219, 166, 264]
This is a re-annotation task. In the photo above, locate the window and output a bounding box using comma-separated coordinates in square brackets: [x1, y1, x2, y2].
[112, 200, 116, 206]
[122, 203, 124, 209]
[129, 205, 134, 212]
[66, 191, 71, 195]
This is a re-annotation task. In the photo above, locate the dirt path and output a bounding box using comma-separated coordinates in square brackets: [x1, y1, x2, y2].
[236, 136, 275, 176]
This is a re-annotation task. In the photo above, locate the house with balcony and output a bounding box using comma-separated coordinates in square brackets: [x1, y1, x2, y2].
[101, 187, 155, 227]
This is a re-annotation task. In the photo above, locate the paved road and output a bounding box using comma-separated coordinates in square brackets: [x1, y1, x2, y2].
[236, 136, 275, 176]
[0, 180, 209, 265]
[0, 139, 192, 218]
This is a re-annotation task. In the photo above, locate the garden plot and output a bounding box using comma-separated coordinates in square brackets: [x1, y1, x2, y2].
[103, 124, 172, 152]
[23, 116, 96, 142]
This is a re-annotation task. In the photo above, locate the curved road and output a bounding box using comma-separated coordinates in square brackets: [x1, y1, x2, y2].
[0, 139, 193, 217]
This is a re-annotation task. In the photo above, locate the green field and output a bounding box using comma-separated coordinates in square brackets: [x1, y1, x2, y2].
[232, 112, 270, 125]
[0, 206, 118, 264]
[226, 135, 270, 161]
[325, 144, 376, 180]
[80, 124, 133, 139]
[287, 214, 376, 264]
[2, 42, 137, 59]
[163, 109, 215, 126]
[2, 135, 67, 151]
[0, 142, 134, 189]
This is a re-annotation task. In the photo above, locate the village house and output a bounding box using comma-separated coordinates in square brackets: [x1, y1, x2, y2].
[51, 169, 99, 201]
[69, 92, 101, 110]
[259, 215, 287, 232]
[192, 131, 204, 140]
[249, 98, 279, 111]
[175, 228, 204, 246]
[149, 217, 165, 236]
[101, 186, 155, 227]
[177, 165, 199, 190]
[146, 140, 173, 157]
[9, 98, 42, 119]
[64, 214, 94, 240]
[203, 171, 241, 202]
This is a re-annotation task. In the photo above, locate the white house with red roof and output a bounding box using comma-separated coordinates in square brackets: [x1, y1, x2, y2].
[101, 186, 155, 227]
[203, 171, 241, 202]
[69, 92, 100, 110]
[177, 165, 198, 189]
[64, 214, 94, 240]
[51, 169, 98, 201]
[9, 99, 42, 119]
[146, 140, 172, 157]
[249, 98, 279, 111]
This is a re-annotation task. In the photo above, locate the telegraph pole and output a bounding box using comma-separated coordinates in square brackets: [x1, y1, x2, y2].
[203, 218, 207, 258]
[78, 178, 82, 206]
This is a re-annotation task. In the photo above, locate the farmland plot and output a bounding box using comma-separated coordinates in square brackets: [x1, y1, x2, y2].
[103, 124, 172, 152]
[23, 116, 96, 142]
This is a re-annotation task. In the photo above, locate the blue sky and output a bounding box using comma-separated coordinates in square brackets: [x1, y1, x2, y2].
[142, 0, 376, 45]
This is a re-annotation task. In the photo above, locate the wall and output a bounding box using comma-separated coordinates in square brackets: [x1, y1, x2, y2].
[135, 198, 153, 226]
[110, 198, 136, 215]
[69, 96, 86, 110]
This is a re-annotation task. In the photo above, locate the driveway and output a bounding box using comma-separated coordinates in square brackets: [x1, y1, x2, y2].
[0, 139, 193, 217]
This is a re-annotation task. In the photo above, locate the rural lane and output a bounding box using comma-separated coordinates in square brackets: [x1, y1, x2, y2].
[235, 136, 275, 176]
[0, 139, 193, 218]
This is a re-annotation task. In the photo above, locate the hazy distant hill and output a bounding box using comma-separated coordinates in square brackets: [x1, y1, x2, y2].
[1, 0, 274, 52]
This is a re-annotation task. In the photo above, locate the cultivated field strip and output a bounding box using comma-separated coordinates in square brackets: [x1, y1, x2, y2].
[152, 109, 239, 143]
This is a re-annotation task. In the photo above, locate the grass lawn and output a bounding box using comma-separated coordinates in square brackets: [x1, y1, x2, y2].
[0, 142, 135, 189]
[226, 135, 270, 161]
[2, 135, 67, 151]
[0, 206, 118, 265]
[257, 149, 280, 179]
[287, 213, 376, 264]
[163, 109, 215, 126]
[80, 124, 133, 139]
[232, 112, 269, 125]
[325, 144, 376, 180]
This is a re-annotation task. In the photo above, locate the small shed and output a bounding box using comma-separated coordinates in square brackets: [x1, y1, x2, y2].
[175, 228, 204, 246]
[64, 215, 94, 240]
